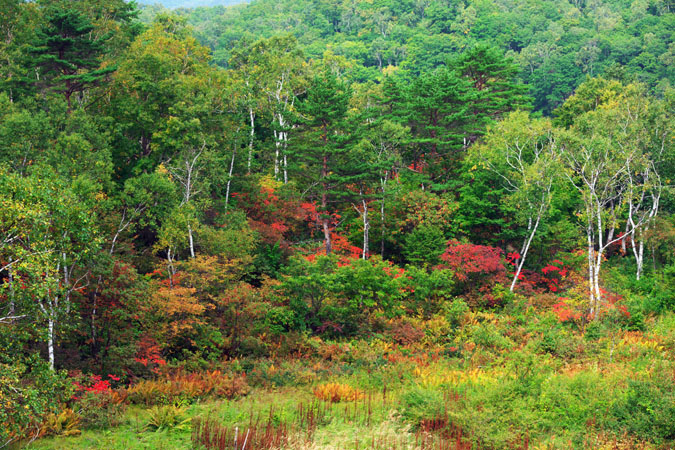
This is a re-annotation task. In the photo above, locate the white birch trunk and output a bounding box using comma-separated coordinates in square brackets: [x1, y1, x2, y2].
[248, 107, 255, 174]
[362, 197, 369, 259]
[47, 315, 55, 370]
[225, 143, 237, 210]
[188, 224, 195, 259]
[509, 214, 541, 292]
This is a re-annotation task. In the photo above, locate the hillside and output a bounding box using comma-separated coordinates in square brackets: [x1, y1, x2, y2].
[185, 0, 674, 114]
[0, 1, 673, 449]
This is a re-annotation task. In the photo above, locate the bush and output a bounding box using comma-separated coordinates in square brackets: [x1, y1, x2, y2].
[126, 371, 249, 406]
[400, 386, 446, 426]
[537, 326, 575, 357]
[144, 404, 190, 432]
[470, 322, 514, 351]
[313, 383, 364, 402]
[0, 357, 74, 446]
[402, 224, 446, 266]
[41, 408, 81, 438]
[608, 378, 675, 444]
[443, 298, 469, 328]
[75, 391, 127, 430]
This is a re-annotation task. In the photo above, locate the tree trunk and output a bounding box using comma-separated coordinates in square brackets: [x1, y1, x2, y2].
[283, 130, 288, 184]
[247, 108, 255, 174]
[274, 127, 280, 181]
[48, 314, 55, 370]
[321, 152, 331, 254]
[225, 142, 237, 210]
[362, 197, 369, 259]
[510, 214, 541, 292]
[587, 216, 596, 317]
[188, 224, 195, 259]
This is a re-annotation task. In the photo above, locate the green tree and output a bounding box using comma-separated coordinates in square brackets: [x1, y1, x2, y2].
[292, 70, 356, 254]
[27, 6, 115, 111]
[470, 111, 559, 291]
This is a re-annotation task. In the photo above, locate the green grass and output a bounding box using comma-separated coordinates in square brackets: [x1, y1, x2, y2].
[21, 311, 675, 450]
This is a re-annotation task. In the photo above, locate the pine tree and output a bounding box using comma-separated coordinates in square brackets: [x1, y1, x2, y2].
[454, 45, 531, 143]
[291, 71, 358, 254]
[27, 7, 115, 111]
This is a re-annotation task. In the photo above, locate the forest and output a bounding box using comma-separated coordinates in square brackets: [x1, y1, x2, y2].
[0, 0, 673, 449]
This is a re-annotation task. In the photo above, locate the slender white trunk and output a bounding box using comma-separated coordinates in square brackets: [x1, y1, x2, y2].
[587, 219, 596, 317]
[631, 229, 646, 281]
[510, 214, 541, 292]
[247, 108, 255, 174]
[636, 240, 644, 280]
[362, 197, 369, 260]
[273, 127, 280, 180]
[48, 315, 55, 370]
[283, 131, 288, 184]
[188, 224, 195, 259]
[225, 140, 237, 210]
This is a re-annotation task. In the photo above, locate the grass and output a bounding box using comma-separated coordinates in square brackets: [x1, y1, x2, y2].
[20, 309, 675, 450]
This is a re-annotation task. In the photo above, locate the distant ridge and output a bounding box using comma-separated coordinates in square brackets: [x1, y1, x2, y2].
[135, 0, 248, 9]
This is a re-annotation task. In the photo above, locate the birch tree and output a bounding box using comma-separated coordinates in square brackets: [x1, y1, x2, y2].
[557, 83, 660, 318]
[0, 168, 98, 369]
[471, 111, 559, 291]
[230, 35, 306, 182]
[166, 142, 207, 260]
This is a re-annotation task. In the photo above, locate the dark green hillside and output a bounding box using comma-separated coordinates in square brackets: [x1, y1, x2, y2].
[186, 0, 673, 113]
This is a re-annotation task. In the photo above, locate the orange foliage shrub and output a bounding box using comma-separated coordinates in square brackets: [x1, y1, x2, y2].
[313, 383, 364, 403]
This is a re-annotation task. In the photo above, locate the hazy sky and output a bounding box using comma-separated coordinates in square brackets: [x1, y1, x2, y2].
[135, 0, 248, 9]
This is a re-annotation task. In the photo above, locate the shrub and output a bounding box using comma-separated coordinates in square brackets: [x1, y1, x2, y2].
[400, 386, 446, 426]
[126, 371, 249, 406]
[41, 408, 81, 437]
[402, 224, 446, 266]
[144, 404, 191, 432]
[387, 318, 425, 345]
[443, 298, 470, 328]
[0, 357, 74, 446]
[470, 322, 514, 351]
[313, 383, 364, 402]
[608, 378, 675, 443]
[75, 391, 127, 430]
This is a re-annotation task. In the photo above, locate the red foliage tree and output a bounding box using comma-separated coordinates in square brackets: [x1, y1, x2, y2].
[437, 240, 505, 281]
[435, 240, 507, 307]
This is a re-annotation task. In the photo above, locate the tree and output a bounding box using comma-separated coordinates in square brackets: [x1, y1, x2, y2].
[27, 6, 115, 111]
[454, 45, 531, 144]
[389, 67, 471, 180]
[558, 81, 665, 317]
[471, 111, 559, 291]
[229, 35, 307, 182]
[0, 167, 99, 369]
[106, 15, 215, 179]
[292, 71, 355, 254]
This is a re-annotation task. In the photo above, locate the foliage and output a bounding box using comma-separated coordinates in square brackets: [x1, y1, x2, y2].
[41, 408, 81, 438]
[0, 1, 673, 449]
[144, 404, 191, 432]
[0, 357, 74, 446]
[313, 383, 364, 403]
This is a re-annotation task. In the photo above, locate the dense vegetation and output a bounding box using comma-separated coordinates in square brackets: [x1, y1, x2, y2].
[183, 0, 674, 114]
[0, 0, 673, 449]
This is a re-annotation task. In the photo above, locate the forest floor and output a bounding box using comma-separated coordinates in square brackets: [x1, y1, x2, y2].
[20, 304, 675, 450]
